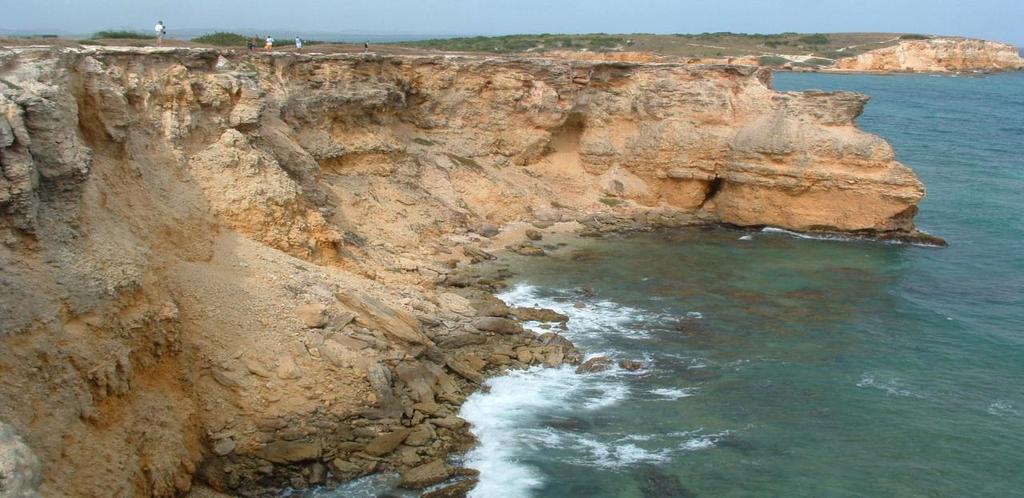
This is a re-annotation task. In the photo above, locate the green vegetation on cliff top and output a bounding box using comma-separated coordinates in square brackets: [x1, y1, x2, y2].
[191, 32, 249, 46]
[396, 32, 912, 59]
[92, 30, 152, 40]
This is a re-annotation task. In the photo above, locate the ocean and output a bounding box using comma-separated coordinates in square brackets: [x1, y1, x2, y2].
[316, 71, 1024, 497]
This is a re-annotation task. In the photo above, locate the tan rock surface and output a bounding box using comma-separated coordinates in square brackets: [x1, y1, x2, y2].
[835, 37, 1024, 72]
[0, 46, 936, 496]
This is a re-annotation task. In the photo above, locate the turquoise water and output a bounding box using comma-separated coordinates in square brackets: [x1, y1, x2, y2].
[455, 72, 1024, 497]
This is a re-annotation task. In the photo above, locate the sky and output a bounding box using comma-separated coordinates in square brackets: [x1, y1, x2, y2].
[2, 0, 1022, 46]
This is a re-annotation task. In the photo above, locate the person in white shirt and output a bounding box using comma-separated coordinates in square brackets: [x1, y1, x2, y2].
[295, 36, 303, 53]
[265, 35, 274, 52]
[155, 21, 166, 46]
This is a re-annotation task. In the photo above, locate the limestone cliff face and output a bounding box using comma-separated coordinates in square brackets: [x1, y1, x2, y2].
[0, 47, 931, 496]
[835, 38, 1024, 72]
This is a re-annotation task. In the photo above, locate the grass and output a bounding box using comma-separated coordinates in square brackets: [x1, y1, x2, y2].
[599, 197, 625, 207]
[412, 137, 436, 146]
[759, 56, 790, 67]
[396, 32, 902, 61]
[93, 30, 152, 40]
[400, 33, 628, 53]
[797, 34, 830, 45]
[191, 32, 248, 46]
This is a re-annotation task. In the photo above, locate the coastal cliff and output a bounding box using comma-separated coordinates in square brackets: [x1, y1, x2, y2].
[834, 37, 1024, 72]
[1, 47, 932, 496]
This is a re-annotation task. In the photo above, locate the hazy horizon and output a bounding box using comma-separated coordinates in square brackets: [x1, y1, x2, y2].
[2, 0, 1022, 46]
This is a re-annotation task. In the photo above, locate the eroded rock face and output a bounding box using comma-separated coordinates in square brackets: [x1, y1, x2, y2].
[836, 38, 1024, 72]
[0, 47, 934, 497]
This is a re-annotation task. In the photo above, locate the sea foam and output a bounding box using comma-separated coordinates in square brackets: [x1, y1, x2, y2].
[461, 284, 654, 497]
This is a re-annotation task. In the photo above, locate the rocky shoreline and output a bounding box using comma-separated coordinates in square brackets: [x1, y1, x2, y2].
[1, 46, 939, 497]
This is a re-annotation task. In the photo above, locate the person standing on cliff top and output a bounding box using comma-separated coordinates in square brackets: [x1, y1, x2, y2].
[154, 21, 166, 46]
[265, 35, 274, 52]
[295, 35, 303, 53]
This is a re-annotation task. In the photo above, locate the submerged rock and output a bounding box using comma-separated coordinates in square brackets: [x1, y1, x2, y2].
[576, 356, 614, 374]
[507, 241, 546, 256]
[422, 478, 479, 498]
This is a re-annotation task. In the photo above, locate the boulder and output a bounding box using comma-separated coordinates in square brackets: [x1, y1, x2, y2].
[336, 292, 432, 346]
[211, 438, 236, 456]
[329, 458, 363, 477]
[307, 462, 326, 485]
[514, 307, 568, 323]
[437, 292, 476, 316]
[445, 356, 483, 383]
[618, 359, 644, 371]
[421, 479, 477, 498]
[576, 356, 614, 374]
[475, 299, 516, 319]
[463, 246, 496, 263]
[539, 332, 574, 351]
[437, 332, 487, 350]
[507, 241, 545, 256]
[405, 424, 437, 447]
[475, 224, 500, 238]
[275, 354, 303, 380]
[472, 317, 521, 335]
[422, 479, 478, 498]
[430, 416, 466, 430]
[525, 229, 543, 241]
[363, 428, 412, 457]
[395, 361, 437, 402]
[399, 459, 452, 489]
[254, 440, 321, 464]
[296, 303, 328, 328]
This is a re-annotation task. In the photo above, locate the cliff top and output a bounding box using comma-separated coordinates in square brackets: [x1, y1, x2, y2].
[3, 32, 1020, 72]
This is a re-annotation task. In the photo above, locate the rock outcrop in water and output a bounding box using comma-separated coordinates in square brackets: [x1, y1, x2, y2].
[835, 37, 1024, 72]
[0, 46, 933, 496]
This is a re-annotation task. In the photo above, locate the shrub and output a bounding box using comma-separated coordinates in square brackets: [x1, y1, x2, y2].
[759, 56, 790, 66]
[191, 32, 248, 46]
[900, 34, 931, 40]
[797, 34, 830, 45]
[93, 30, 152, 40]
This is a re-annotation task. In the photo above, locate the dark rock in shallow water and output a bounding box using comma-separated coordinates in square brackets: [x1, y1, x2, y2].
[717, 436, 757, 453]
[638, 465, 696, 498]
[618, 359, 644, 371]
[576, 356, 614, 374]
[680, 368, 721, 381]
[422, 478, 479, 498]
[673, 317, 707, 334]
[507, 240, 546, 256]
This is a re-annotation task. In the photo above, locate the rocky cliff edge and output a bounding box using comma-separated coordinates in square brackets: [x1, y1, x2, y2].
[835, 37, 1024, 72]
[1, 47, 934, 496]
